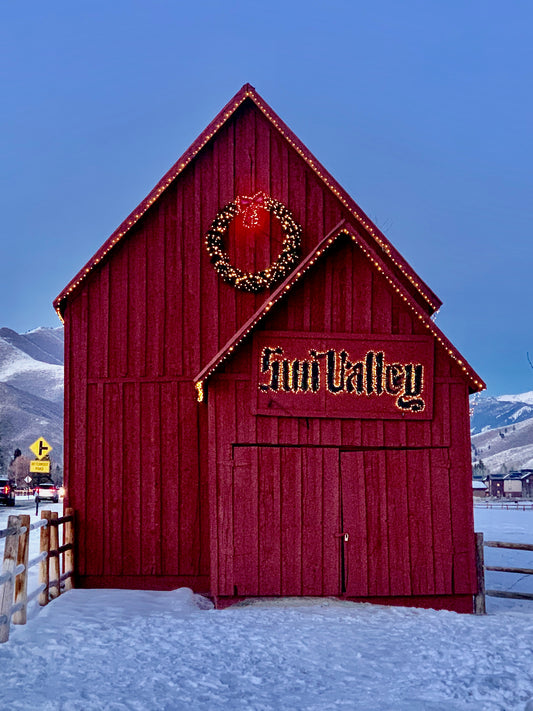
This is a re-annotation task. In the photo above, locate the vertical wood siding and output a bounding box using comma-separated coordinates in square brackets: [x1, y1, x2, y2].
[209, 236, 476, 605]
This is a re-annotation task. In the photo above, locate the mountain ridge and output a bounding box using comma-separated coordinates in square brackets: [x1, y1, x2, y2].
[471, 390, 533, 472]
[0, 326, 64, 365]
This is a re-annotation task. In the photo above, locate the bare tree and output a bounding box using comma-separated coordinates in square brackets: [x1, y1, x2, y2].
[8, 450, 30, 488]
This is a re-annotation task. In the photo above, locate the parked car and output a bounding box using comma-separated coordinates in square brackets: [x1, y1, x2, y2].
[34, 482, 59, 504]
[0, 478, 16, 507]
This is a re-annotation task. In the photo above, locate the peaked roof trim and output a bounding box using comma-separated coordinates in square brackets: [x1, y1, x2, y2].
[248, 91, 441, 314]
[194, 219, 485, 397]
[54, 84, 256, 320]
[54, 83, 440, 320]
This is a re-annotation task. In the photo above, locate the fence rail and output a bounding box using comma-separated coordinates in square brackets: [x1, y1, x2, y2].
[0, 509, 74, 642]
[475, 533, 533, 613]
[474, 501, 533, 511]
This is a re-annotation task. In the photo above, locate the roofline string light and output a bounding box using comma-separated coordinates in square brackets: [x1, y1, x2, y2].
[55, 86, 438, 321]
[249, 93, 439, 312]
[194, 227, 484, 401]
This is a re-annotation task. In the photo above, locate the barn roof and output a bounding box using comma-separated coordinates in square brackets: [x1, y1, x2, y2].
[193, 219, 485, 398]
[54, 83, 441, 319]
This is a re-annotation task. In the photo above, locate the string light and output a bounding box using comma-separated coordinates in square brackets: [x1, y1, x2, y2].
[195, 381, 204, 403]
[55, 89, 484, 413]
[54, 85, 439, 319]
[248, 92, 440, 312]
[205, 193, 301, 293]
[195, 225, 484, 400]
[258, 345, 426, 412]
[235, 192, 267, 228]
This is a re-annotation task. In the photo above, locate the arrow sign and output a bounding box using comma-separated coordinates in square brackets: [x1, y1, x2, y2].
[29, 437, 53, 460]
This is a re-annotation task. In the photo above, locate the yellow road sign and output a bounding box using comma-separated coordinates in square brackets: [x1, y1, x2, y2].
[30, 460, 51, 474]
[29, 437, 53, 460]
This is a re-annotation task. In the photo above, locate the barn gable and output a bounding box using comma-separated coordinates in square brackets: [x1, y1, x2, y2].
[54, 84, 441, 324]
[195, 222, 484, 398]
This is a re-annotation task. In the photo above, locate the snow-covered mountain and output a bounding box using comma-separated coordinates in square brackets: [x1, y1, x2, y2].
[470, 390, 533, 472]
[0, 326, 63, 366]
[470, 391, 533, 435]
[496, 390, 533, 406]
[0, 327, 64, 468]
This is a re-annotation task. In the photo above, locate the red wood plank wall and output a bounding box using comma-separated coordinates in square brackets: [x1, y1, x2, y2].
[63, 100, 476, 607]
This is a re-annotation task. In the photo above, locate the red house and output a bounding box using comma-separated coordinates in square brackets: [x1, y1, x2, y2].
[54, 84, 485, 612]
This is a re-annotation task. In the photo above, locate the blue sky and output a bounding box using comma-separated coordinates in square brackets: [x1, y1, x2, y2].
[1, 1, 531, 395]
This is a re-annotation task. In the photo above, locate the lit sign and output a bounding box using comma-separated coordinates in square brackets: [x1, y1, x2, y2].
[260, 347, 425, 411]
[253, 332, 434, 420]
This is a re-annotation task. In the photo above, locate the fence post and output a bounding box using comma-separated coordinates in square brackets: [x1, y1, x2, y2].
[39, 510, 51, 606]
[474, 532, 486, 615]
[13, 514, 30, 625]
[64, 508, 75, 591]
[0, 516, 21, 642]
[49, 511, 60, 599]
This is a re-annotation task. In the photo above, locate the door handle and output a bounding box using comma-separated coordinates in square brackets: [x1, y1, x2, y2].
[335, 532, 349, 542]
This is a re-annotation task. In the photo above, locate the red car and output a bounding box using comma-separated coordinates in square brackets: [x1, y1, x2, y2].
[0, 478, 16, 507]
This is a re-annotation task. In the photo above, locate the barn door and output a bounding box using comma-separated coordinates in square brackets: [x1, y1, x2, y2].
[340, 449, 433, 598]
[229, 446, 341, 597]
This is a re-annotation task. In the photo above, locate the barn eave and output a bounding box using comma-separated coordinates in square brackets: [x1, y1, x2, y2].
[194, 220, 485, 398]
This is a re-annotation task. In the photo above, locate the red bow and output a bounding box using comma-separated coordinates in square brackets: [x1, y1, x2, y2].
[236, 192, 267, 228]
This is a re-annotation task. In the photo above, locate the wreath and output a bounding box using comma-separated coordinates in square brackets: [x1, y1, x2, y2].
[205, 192, 302, 293]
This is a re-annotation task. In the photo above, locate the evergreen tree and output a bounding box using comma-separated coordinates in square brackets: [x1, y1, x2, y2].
[472, 460, 486, 478]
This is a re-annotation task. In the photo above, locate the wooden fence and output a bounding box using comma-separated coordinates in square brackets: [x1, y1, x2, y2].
[0, 509, 74, 643]
[474, 532, 533, 614]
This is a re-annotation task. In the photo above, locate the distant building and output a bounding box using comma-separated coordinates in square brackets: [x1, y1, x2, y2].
[484, 470, 533, 498]
[472, 480, 488, 498]
[483, 473, 505, 497]
[519, 470, 533, 499]
[504, 471, 523, 498]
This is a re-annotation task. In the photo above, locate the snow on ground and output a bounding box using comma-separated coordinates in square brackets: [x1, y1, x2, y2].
[0, 501, 531, 710]
[475, 504, 533, 612]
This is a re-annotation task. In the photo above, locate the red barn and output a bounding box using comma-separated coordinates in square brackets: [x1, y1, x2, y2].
[54, 84, 485, 612]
